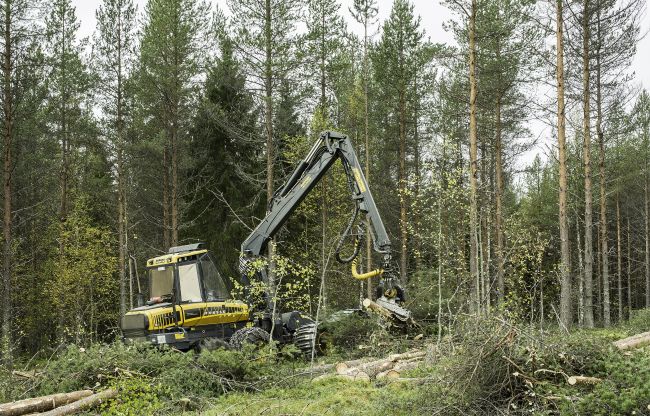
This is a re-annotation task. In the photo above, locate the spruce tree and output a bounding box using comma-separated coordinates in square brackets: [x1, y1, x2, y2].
[186, 35, 261, 277]
[138, 0, 209, 249]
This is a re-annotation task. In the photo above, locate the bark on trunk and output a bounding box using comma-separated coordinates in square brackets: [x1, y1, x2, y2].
[582, 0, 594, 327]
[468, 0, 480, 314]
[495, 93, 505, 304]
[398, 85, 408, 283]
[116, 9, 126, 317]
[646, 178, 650, 307]
[616, 194, 622, 322]
[362, 17, 373, 299]
[2, 0, 13, 365]
[162, 146, 170, 250]
[596, 5, 609, 326]
[263, 0, 276, 304]
[627, 217, 632, 316]
[557, 0, 572, 328]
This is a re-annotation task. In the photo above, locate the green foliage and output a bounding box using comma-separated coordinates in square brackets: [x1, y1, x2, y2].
[185, 33, 262, 278]
[43, 197, 118, 344]
[322, 313, 385, 355]
[102, 376, 167, 415]
[0, 342, 270, 412]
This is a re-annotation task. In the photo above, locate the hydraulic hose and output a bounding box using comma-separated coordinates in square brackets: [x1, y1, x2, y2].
[335, 205, 361, 264]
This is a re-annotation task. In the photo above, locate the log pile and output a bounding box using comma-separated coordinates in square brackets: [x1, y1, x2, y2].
[311, 349, 427, 383]
[0, 389, 116, 416]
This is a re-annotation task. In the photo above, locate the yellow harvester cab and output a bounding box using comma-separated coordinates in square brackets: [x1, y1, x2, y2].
[120, 243, 250, 351]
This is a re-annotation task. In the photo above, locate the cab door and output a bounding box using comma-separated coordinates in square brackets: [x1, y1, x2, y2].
[176, 260, 206, 327]
[197, 253, 248, 325]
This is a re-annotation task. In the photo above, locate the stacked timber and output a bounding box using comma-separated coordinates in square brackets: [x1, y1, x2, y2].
[311, 349, 427, 383]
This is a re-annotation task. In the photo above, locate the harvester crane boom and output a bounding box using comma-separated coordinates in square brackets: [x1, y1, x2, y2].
[240, 131, 403, 303]
[241, 130, 390, 262]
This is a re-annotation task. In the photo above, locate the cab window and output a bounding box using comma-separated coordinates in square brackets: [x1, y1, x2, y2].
[200, 254, 230, 301]
[150, 266, 174, 299]
[178, 262, 203, 303]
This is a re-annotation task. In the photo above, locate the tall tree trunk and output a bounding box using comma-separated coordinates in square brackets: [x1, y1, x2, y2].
[116, 8, 126, 317]
[362, 16, 373, 299]
[495, 93, 504, 304]
[627, 217, 632, 316]
[595, 3, 609, 326]
[398, 86, 408, 283]
[643, 174, 650, 308]
[413, 76, 422, 273]
[171, 121, 178, 247]
[616, 194, 622, 322]
[577, 212, 584, 326]
[557, 0, 572, 328]
[162, 146, 170, 250]
[468, 0, 480, 314]
[2, 0, 13, 365]
[264, 0, 276, 300]
[582, 0, 594, 327]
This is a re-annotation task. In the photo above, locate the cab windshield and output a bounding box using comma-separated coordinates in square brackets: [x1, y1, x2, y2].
[147, 254, 231, 303]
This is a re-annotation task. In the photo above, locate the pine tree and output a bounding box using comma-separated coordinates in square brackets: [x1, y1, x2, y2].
[373, 0, 423, 284]
[556, 0, 572, 328]
[228, 0, 300, 302]
[350, 0, 378, 297]
[93, 0, 137, 317]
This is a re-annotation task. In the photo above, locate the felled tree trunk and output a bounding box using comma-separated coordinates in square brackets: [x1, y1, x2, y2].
[613, 331, 650, 351]
[0, 390, 93, 416]
[37, 389, 117, 416]
[568, 376, 602, 385]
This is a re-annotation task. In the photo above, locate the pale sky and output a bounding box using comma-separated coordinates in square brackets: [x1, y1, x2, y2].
[71, 0, 650, 167]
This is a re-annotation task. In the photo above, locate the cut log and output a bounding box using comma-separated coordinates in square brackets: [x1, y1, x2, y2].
[613, 331, 650, 351]
[393, 359, 422, 373]
[388, 351, 425, 362]
[344, 358, 397, 378]
[305, 363, 336, 375]
[376, 369, 400, 380]
[567, 376, 602, 386]
[37, 389, 117, 416]
[362, 299, 394, 320]
[0, 390, 93, 416]
[311, 372, 371, 383]
[334, 357, 376, 375]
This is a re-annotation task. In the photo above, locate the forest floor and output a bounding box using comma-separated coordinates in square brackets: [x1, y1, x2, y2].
[1, 311, 650, 415]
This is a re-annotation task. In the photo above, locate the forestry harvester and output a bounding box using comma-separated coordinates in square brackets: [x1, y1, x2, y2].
[120, 131, 410, 355]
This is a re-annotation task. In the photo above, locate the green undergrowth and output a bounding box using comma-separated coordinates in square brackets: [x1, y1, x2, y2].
[0, 342, 301, 414]
[1, 310, 650, 415]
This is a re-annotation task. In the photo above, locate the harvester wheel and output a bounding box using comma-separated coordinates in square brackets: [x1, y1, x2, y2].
[293, 323, 329, 358]
[229, 327, 270, 350]
[196, 337, 229, 353]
